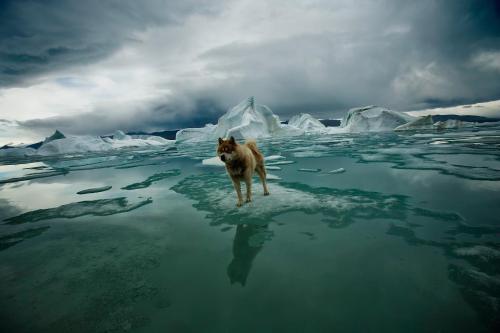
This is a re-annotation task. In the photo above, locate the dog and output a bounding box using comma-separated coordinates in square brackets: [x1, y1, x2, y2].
[217, 136, 270, 207]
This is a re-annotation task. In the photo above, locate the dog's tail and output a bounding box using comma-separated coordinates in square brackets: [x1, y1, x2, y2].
[245, 139, 264, 164]
[245, 139, 257, 149]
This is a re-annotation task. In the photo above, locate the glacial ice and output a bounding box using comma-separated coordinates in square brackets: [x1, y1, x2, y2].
[287, 113, 326, 133]
[266, 160, 295, 166]
[202, 156, 225, 167]
[213, 97, 282, 139]
[341, 106, 414, 132]
[176, 97, 306, 142]
[298, 168, 321, 172]
[394, 116, 474, 131]
[434, 119, 465, 130]
[0, 146, 37, 157]
[38, 134, 113, 156]
[1, 130, 174, 157]
[112, 130, 131, 140]
[4, 197, 153, 224]
[175, 124, 217, 143]
[77, 186, 113, 195]
[394, 115, 435, 131]
[264, 155, 286, 161]
[121, 169, 181, 190]
[328, 168, 346, 174]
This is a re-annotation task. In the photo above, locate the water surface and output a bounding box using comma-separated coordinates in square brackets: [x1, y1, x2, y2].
[1, 128, 499, 332]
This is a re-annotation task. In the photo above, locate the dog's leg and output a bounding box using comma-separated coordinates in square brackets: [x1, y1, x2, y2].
[244, 171, 253, 203]
[231, 177, 244, 207]
[256, 165, 270, 196]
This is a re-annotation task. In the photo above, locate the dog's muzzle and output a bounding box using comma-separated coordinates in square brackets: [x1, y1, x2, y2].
[220, 154, 226, 162]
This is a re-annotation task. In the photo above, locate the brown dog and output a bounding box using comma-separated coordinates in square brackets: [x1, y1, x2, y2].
[217, 136, 270, 207]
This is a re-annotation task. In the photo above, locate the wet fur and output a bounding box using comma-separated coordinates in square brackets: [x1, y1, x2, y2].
[217, 137, 270, 207]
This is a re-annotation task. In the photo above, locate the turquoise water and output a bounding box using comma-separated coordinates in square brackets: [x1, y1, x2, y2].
[1, 128, 499, 332]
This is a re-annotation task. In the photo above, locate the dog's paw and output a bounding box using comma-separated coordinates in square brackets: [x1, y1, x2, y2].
[236, 201, 243, 207]
[245, 197, 252, 203]
[264, 191, 270, 196]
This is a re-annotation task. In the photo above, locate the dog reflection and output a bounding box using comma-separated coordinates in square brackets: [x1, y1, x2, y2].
[227, 224, 268, 286]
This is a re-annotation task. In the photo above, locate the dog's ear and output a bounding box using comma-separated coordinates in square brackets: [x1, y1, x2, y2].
[229, 136, 236, 144]
[218, 137, 223, 144]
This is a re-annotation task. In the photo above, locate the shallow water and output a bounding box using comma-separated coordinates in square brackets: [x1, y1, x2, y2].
[1, 127, 500, 332]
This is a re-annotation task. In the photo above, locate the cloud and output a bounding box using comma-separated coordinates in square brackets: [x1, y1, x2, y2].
[471, 51, 500, 72]
[0, 0, 220, 86]
[1, 0, 500, 139]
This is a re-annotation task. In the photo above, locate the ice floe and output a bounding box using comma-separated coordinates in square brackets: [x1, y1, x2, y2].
[121, 170, 181, 190]
[341, 106, 414, 132]
[77, 186, 113, 195]
[4, 197, 153, 224]
[202, 156, 225, 167]
[298, 168, 321, 172]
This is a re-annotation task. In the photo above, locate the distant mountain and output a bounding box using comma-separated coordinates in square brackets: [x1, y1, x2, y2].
[282, 119, 341, 127]
[430, 114, 500, 123]
[127, 130, 179, 140]
[319, 119, 341, 127]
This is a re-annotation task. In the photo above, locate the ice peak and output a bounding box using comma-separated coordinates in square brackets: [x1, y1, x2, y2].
[45, 130, 66, 143]
[213, 97, 281, 139]
[248, 96, 255, 108]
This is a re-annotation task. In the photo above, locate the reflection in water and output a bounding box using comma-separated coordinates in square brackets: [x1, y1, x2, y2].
[386, 223, 500, 330]
[0, 226, 50, 251]
[121, 169, 181, 190]
[4, 197, 152, 224]
[227, 224, 271, 286]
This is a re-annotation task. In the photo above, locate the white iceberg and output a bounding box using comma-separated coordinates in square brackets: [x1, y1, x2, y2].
[434, 119, 464, 130]
[287, 113, 326, 133]
[111, 130, 131, 141]
[341, 106, 414, 132]
[176, 124, 216, 143]
[213, 96, 282, 139]
[37, 134, 113, 156]
[176, 97, 301, 142]
[0, 145, 37, 157]
[8, 130, 176, 156]
[394, 115, 435, 131]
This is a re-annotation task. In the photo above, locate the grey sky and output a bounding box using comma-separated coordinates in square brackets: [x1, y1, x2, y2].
[0, 0, 499, 139]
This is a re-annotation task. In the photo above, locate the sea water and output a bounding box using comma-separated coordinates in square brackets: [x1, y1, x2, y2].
[0, 127, 499, 332]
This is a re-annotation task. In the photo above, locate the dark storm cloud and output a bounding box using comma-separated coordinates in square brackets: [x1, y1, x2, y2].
[192, 0, 500, 118]
[3, 0, 500, 137]
[0, 0, 218, 86]
[20, 97, 226, 136]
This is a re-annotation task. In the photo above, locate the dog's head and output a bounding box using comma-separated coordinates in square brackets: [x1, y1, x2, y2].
[217, 136, 237, 163]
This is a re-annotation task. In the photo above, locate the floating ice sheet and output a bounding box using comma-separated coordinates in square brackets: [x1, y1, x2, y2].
[77, 186, 112, 195]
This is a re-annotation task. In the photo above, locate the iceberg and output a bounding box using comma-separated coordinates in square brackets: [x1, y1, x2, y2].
[37, 134, 113, 156]
[434, 119, 464, 130]
[213, 96, 282, 139]
[176, 124, 216, 143]
[287, 113, 326, 133]
[111, 130, 131, 141]
[177, 97, 297, 142]
[394, 115, 435, 131]
[1, 130, 175, 156]
[0, 145, 37, 157]
[341, 106, 414, 132]
[394, 116, 474, 132]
